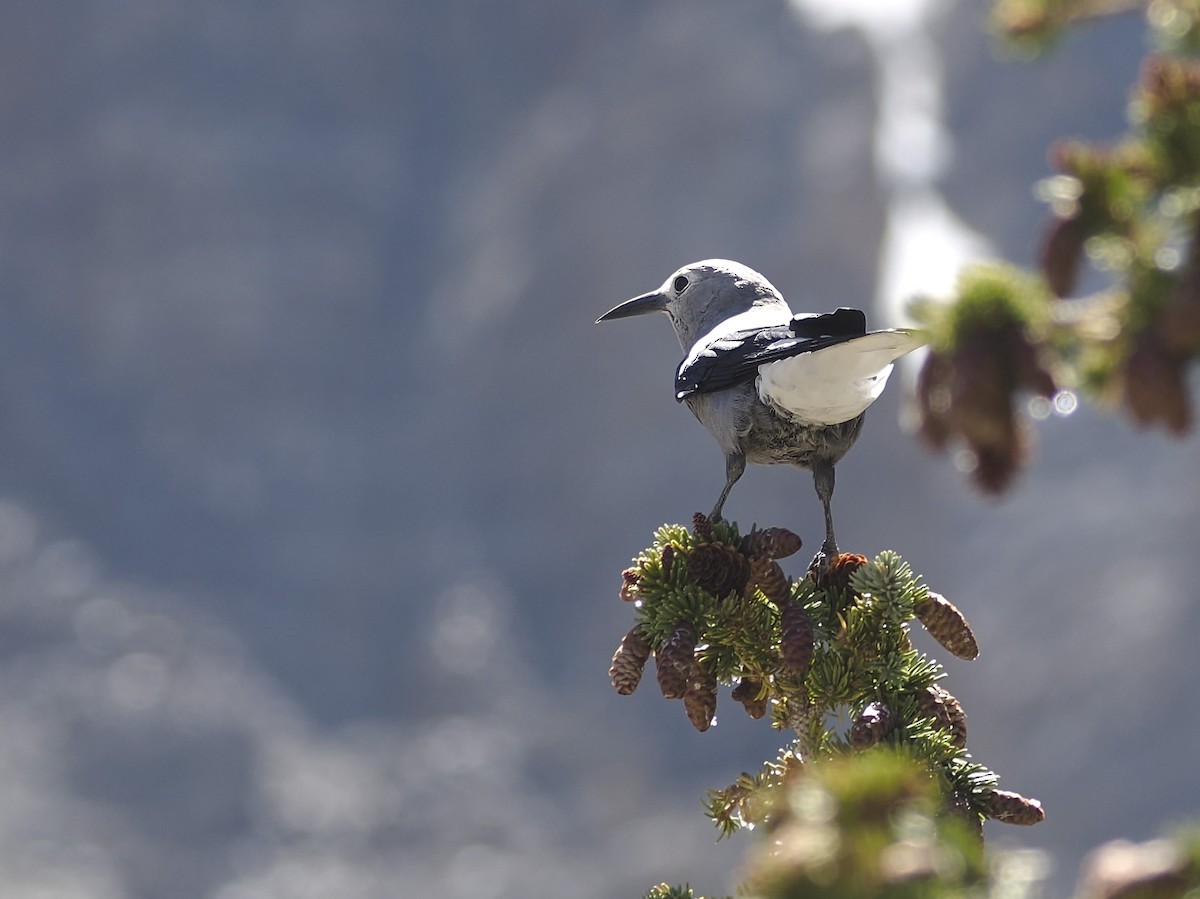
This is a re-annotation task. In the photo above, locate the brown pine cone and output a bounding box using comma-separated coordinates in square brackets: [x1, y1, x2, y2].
[1123, 331, 1192, 436]
[619, 567, 641, 603]
[692, 511, 714, 542]
[688, 542, 750, 597]
[1041, 215, 1086, 298]
[655, 621, 697, 700]
[913, 592, 979, 660]
[916, 684, 967, 749]
[742, 527, 803, 560]
[850, 701, 895, 749]
[972, 439, 1027, 495]
[1160, 232, 1200, 356]
[984, 789, 1045, 825]
[660, 544, 676, 575]
[1010, 329, 1057, 399]
[683, 660, 718, 732]
[609, 627, 652, 695]
[916, 349, 956, 451]
[731, 677, 769, 719]
[748, 555, 789, 605]
[779, 601, 814, 678]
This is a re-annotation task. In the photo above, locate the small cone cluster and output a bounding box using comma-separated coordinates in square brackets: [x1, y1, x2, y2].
[608, 517, 805, 731]
[913, 592, 979, 660]
[918, 325, 1055, 494]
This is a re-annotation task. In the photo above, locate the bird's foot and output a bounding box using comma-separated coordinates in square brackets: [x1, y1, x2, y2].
[808, 537, 840, 581]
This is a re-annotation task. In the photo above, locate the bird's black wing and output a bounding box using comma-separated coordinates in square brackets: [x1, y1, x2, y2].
[675, 308, 868, 400]
[790, 307, 866, 339]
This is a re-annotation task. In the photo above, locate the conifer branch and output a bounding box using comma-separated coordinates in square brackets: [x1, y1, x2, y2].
[606, 515, 1043, 865]
[912, 8, 1200, 493]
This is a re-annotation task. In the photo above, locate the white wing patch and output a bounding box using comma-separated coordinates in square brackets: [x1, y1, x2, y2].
[756, 329, 924, 425]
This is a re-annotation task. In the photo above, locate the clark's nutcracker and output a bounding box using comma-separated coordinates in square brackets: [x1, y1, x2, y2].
[597, 259, 924, 558]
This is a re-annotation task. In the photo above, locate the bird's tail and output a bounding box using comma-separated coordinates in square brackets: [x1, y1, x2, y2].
[756, 329, 925, 426]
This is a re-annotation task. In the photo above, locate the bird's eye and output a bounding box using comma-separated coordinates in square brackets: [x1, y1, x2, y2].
[673, 275, 689, 293]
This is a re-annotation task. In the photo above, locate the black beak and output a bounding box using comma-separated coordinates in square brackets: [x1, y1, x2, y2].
[595, 290, 668, 324]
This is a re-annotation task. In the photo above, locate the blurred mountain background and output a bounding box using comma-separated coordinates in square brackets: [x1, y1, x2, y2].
[0, 1, 1197, 897]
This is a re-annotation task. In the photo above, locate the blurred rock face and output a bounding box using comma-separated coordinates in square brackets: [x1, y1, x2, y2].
[0, 2, 1196, 897]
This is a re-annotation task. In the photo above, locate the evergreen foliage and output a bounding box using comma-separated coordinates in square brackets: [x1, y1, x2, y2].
[912, 1, 1200, 492]
[608, 516, 1042, 891]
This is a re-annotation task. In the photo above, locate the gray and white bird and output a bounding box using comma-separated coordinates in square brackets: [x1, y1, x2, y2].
[597, 259, 924, 560]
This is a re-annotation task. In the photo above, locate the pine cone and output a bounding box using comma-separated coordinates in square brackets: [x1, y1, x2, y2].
[913, 592, 979, 660]
[984, 789, 1045, 825]
[687, 542, 750, 596]
[660, 544, 676, 575]
[811, 552, 868, 592]
[619, 567, 641, 603]
[850, 701, 895, 749]
[916, 684, 967, 749]
[915, 320, 1052, 495]
[779, 601, 814, 678]
[683, 660, 718, 732]
[655, 621, 697, 700]
[1160, 232, 1200, 356]
[742, 527, 803, 560]
[731, 677, 769, 719]
[1123, 331, 1192, 436]
[1041, 215, 1086, 298]
[692, 511, 714, 542]
[748, 555, 789, 605]
[609, 627, 652, 695]
[972, 438, 1027, 494]
[916, 349, 956, 451]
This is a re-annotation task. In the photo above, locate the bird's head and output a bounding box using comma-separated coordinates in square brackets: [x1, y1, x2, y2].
[597, 259, 791, 350]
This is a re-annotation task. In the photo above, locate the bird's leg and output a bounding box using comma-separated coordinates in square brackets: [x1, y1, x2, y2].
[710, 452, 745, 522]
[811, 459, 839, 571]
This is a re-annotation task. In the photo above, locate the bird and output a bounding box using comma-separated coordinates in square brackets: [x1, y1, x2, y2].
[596, 259, 924, 561]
